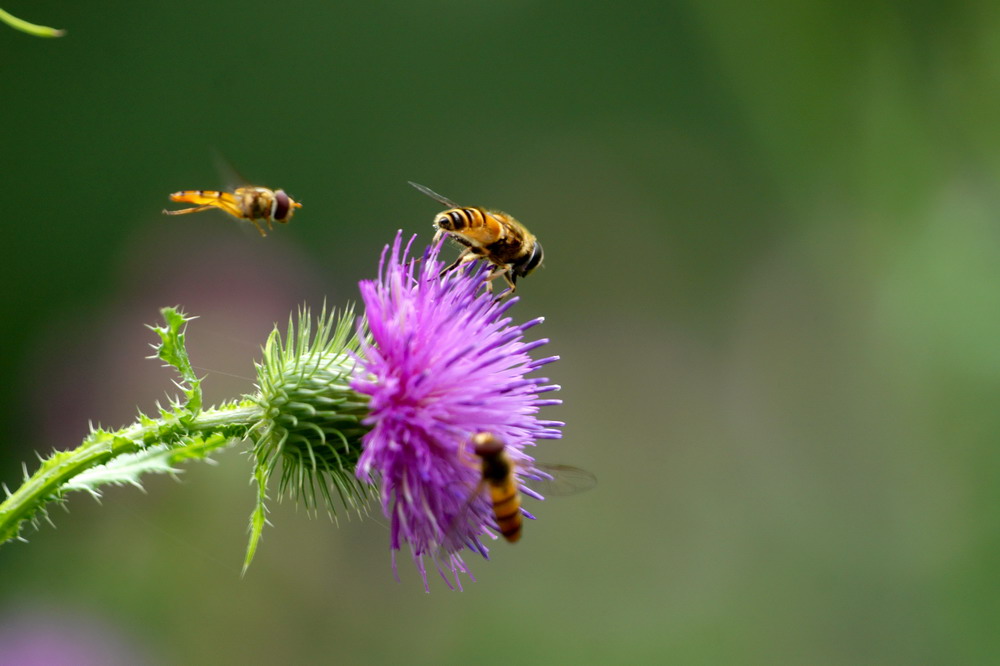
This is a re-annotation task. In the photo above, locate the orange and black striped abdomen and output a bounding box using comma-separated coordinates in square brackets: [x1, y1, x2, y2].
[435, 207, 503, 247]
[486, 477, 522, 543]
[169, 190, 232, 204]
[165, 190, 244, 221]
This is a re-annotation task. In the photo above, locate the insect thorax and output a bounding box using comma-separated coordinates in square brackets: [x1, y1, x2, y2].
[481, 455, 512, 483]
[237, 187, 273, 219]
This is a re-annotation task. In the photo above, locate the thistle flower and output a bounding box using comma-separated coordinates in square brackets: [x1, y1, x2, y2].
[0, 235, 567, 593]
[353, 233, 563, 589]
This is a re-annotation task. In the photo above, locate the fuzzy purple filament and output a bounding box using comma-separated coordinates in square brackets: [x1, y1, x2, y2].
[352, 233, 564, 590]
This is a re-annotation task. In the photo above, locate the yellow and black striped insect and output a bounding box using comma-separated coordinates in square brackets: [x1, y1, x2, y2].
[465, 432, 595, 543]
[163, 186, 301, 237]
[409, 181, 543, 294]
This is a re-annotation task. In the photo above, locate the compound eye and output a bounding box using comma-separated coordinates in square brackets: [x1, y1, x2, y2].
[519, 242, 543, 276]
[272, 190, 291, 221]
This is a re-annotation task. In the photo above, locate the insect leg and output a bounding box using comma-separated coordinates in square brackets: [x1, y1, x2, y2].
[163, 205, 216, 216]
[248, 219, 268, 237]
[500, 269, 517, 295]
[439, 247, 475, 276]
[478, 266, 515, 300]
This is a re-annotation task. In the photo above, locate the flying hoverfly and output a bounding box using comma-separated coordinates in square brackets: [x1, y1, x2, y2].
[408, 181, 543, 294]
[163, 186, 301, 237]
[164, 154, 301, 237]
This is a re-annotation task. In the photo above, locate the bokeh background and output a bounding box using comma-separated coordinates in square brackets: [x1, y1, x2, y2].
[3, 1, 1000, 663]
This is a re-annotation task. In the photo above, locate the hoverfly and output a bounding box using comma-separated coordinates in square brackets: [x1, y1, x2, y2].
[455, 432, 595, 544]
[408, 181, 543, 294]
[164, 151, 302, 238]
[163, 185, 301, 237]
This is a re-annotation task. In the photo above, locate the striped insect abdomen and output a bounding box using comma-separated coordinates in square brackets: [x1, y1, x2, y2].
[435, 207, 501, 246]
[487, 478, 523, 543]
[169, 190, 229, 204]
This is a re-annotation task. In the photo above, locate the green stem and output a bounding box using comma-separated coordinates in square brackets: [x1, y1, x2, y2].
[0, 8, 65, 37]
[0, 402, 263, 545]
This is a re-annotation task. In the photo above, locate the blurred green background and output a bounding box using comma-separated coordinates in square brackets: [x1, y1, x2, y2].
[3, 0, 1000, 663]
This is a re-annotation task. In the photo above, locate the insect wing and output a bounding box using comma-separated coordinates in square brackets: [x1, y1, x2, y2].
[526, 464, 597, 497]
[408, 181, 462, 209]
[212, 147, 252, 191]
[436, 480, 492, 557]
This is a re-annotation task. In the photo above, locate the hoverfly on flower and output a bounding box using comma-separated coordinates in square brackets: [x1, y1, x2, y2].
[457, 431, 595, 544]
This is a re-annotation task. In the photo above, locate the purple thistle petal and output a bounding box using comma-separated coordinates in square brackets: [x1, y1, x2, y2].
[352, 232, 563, 590]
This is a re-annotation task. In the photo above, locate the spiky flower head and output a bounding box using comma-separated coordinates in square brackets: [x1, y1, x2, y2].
[246, 305, 373, 571]
[352, 233, 563, 589]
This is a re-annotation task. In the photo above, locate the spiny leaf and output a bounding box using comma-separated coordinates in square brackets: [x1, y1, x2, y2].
[149, 307, 203, 415]
[243, 463, 270, 575]
[0, 311, 261, 548]
[64, 434, 232, 498]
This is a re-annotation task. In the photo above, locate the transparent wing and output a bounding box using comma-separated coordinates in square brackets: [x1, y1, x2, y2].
[526, 464, 597, 497]
[437, 480, 492, 557]
[212, 147, 252, 190]
[408, 181, 462, 209]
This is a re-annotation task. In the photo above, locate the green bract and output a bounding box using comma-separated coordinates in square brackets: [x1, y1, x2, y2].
[245, 305, 373, 572]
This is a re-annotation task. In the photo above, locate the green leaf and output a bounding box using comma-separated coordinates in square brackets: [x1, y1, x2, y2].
[243, 463, 270, 575]
[0, 311, 262, 548]
[64, 434, 232, 498]
[149, 307, 203, 416]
